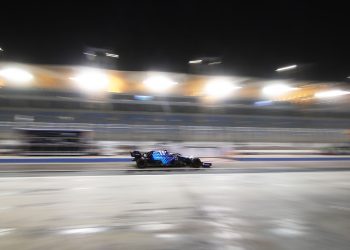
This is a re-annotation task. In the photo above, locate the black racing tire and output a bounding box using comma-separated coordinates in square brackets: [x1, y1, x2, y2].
[191, 158, 202, 168]
[136, 159, 147, 169]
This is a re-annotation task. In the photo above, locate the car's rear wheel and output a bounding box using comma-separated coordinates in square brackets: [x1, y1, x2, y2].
[173, 160, 185, 168]
[136, 159, 147, 169]
[191, 158, 202, 168]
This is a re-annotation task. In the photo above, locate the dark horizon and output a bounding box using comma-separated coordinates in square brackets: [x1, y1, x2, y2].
[1, 1, 350, 81]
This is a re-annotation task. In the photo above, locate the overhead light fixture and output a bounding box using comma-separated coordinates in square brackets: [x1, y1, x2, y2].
[83, 52, 96, 57]
[275, 65, 297, 72]
[105, 53, 119, 58]
[189, 60, 203, 64]
[208, 61, 222, 65]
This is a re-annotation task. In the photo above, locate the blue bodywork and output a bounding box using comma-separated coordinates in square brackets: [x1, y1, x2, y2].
[151, 150, 175, 165]
[130, 150, 212, 168]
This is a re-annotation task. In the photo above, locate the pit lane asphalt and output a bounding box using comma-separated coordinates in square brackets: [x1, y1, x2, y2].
[1, 169, 350, 250]
[0, 160, 350, 177]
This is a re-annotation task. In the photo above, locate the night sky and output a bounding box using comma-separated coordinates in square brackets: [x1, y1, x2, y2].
[1, 1, 349, 81]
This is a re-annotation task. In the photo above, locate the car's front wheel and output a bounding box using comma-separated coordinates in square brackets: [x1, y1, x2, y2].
[191, 158, 202, 168]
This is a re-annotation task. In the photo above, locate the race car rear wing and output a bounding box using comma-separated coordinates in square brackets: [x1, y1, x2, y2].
[130, 151, 142, 160]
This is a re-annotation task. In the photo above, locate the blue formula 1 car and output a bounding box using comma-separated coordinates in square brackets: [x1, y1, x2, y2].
[130, 150, 212, 168]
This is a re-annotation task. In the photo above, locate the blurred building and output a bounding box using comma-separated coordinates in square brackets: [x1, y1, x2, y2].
[0, 62, 349, 143]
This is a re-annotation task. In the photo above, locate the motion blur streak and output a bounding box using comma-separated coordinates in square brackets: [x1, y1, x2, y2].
[314, 89, 350, 98]
[1, 2, 350, 250]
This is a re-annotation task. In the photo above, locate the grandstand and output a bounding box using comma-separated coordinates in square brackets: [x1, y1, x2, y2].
[0, 62, 349, 143]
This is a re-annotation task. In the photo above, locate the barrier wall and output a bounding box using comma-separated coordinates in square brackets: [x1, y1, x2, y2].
[0, 122, 348, 143]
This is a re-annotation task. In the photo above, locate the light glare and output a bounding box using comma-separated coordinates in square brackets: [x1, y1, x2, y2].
[204, 78, 241, 98]
[143, 75, 178, 92]
[71, 69, 109, 93]
[0, 68, 33, 85]
[262, 84, 297, 97]
[314, 89, 350, 98]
